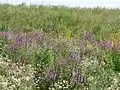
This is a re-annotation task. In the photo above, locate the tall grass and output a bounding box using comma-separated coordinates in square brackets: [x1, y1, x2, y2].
[0, 4, 120, 39]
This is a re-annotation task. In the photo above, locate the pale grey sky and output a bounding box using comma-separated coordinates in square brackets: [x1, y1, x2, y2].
[1, 0, 120, 8]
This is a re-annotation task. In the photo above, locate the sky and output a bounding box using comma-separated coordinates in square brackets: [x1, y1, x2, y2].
[1, 0, 120, 8]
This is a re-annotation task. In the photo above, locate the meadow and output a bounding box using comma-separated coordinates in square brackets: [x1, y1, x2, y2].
[0, 3, 120, 90]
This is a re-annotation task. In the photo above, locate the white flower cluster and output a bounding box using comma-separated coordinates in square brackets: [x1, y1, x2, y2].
[107, 75, 120, 90]
[0, 55, 35, 90]
[49, 80, 70, 90]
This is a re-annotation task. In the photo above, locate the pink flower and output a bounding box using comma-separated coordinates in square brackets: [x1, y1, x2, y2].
[104, 39, 111, 48]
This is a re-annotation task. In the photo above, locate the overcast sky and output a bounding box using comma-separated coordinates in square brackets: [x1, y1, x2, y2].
[1, 0, 120, 8]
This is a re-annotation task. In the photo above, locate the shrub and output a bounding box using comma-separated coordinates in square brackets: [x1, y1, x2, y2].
[108, 51, 120, 72]
[28, 45, 55, 90]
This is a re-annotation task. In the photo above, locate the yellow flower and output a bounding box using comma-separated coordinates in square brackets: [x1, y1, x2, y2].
[87, 43, 93, 49]
[111, 41, 114, 47]
[85, 58, 89, 61]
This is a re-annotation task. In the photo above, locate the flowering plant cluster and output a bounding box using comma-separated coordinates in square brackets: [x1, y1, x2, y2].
[49, 80, 70, 90]
[0, 29, 120, 90]
[0, 55, 35, 90]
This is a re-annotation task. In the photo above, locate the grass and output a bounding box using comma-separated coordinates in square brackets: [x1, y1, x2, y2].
[0, 4, 120, 90]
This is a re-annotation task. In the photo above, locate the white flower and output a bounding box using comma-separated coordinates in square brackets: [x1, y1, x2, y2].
[58, 85, 62, 89]
[11, 85, 16, 88]
[25, 76, 30, 81]
[49, 87, 55, 90]
[51, 87, 55, 90]
[54, 83, 58, 87]
[63, 86, 68, 89]
[63, 80, 66, 83]
[59, 82, 63, 85]
[1, 82, 8, 86]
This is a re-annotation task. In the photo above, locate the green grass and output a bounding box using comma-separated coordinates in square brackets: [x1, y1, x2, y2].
[0, 4, 120, 39]
[0, 4, 120, 90]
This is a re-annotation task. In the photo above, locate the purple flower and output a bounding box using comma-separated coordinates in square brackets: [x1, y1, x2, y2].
[3, 32, 8, 38]
[19, 34, 24, 43]
[69, 51, 75, 60]
[87, 49, 92, 55]
[49, 72, 57, 80]
[100, 39, 111, 49]
[79, 75, 87, 83]
[16, 34, 24, 46]
[104, 39, 111, 48]
[74, 69, 87, 84]
[27, 37, 33, 47]
[74, 69, 79, 81]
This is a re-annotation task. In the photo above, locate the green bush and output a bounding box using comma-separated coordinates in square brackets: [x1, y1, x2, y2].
[28, 45, 55, 67]
[108, 51, 120, 72]
[28, 45, 55, 90]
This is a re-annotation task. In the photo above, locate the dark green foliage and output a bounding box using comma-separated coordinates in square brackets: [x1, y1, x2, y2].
[28, 46, 55, 90]
[28, 46, 55, 67]
[0, 38, 8, 58]
[109, 51, 120, 72]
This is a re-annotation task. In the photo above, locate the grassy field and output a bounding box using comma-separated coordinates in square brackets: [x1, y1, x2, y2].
[0, 4, 120, 90]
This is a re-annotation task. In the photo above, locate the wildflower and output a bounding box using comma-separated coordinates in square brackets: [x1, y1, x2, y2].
[69, 51, 75, 60]
[104, 39, 111, 48]
[80, 75, 87, 83]
[49, 72, 57, 80]
[100, 39, 112, 49]
[74, 69, 79, 81]
[49, 87, 55, 90]
[58, 85, 62, 89]
[25, 76, 30, 81]
[16, 34, 24, 46]
[111, 40, 114, 47]
[27, 37, 33, 47]
[63, 80, 66, 83]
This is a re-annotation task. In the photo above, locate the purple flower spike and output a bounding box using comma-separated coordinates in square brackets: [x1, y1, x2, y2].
[16, 34, 24, 47]
[75, 70, 79, 81]
[19, 36, 24, 46]
[104, 39, 111, 48]
[27, 37, 33, 47]
[3, 32, 8, 38]
[87, 49, 91, 55]
[83, 75, 87, 83]
[100, 39, 112, 49]
[49, 72, 57, 80]
[69, 51, 75, 60]
[79, 75, 87, 83]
